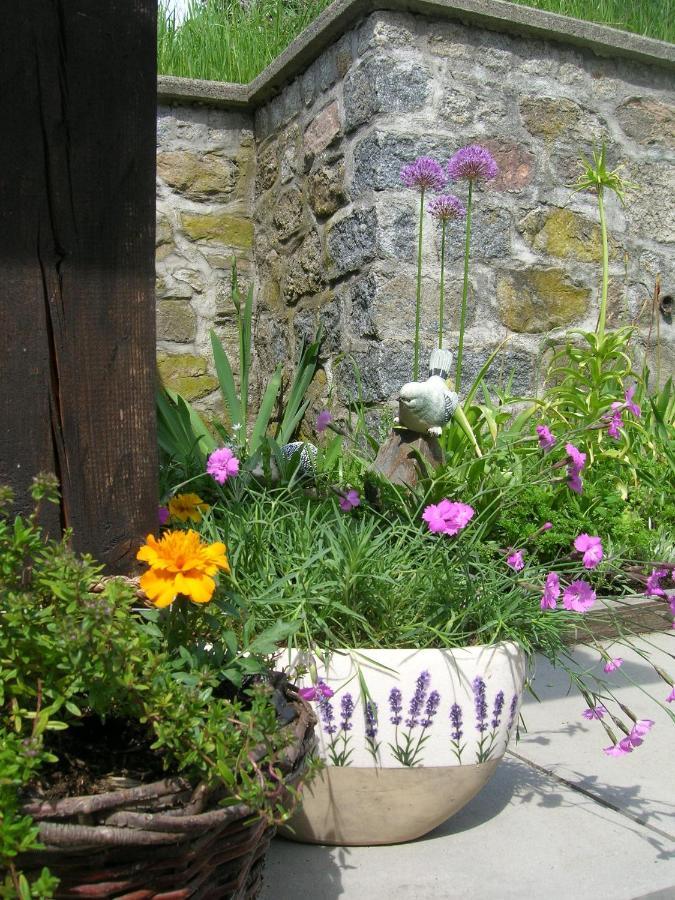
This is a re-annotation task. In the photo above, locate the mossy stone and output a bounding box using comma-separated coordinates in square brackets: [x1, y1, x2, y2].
[157, 353, 218, 401]
[180, 212, 254, 248]
[520, 208, 611, 262]
[156, 300, 197, 343]
[497, 269, 590, 333]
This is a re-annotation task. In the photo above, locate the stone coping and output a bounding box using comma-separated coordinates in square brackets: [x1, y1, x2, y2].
[157, 0, 675, 109]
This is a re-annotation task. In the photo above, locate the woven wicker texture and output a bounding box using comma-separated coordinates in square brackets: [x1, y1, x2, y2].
[15, 697, 316, 899]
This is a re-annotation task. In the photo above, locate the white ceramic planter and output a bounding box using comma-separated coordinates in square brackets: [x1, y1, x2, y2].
[281, 642, 527, 845]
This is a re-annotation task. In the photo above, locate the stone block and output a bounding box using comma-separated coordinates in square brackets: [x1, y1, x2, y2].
[317, 46, 338, 92]
[344, 272, 378, 340]
[343, 55, 431, 133]
[443, 204, 511, 263]
[375, 199, 417, 261]
[616, 97, 675, 149]
[157, 299, 197, 343]
[519, 96, 604, 144]
[256, 141, 279, 194]
[519, 207, 619, 262]
[441, 83, 510, 130]
[180, 212, 254, 248]
[625, 160, 675, 244]
[284, 232, 326, 305]
[157, 353, 218, 401]
[460, 346, 536, 397]
[273, 188, 305, 242]
[301, 67, 316, 106]
[327, 208, 378, 277]
[308, 159, 349, 218]
[279, 124, 301, 184]
[482, 139, 536, 192]
[496, 268, 590, 333]
[358, 12, 416, 53]
[353, 131, 449, 193]
[304, 101, 342, 156]
[335, 341, 416, 403]
[157, 151, 237, 200]
[156, 215, 175, 261]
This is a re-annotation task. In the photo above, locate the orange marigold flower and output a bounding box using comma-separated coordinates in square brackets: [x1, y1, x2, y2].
[136, 530, 229, 608]
[167, 493, 210, 523]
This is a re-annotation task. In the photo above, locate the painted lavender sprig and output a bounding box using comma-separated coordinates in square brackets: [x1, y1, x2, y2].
[473, 675, 492, 762]
[449, 702, 465, 762]
[364, 699, 381, 762]
[389, 672, 440, 767]
[319, 692, 354, 766]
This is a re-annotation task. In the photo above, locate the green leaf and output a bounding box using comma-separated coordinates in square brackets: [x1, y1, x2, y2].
[210, 329, 241, 428]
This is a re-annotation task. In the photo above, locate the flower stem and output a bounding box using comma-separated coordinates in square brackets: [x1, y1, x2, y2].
[438, 221, 447, 350]
[413, 188, 425, 381]
[596, 185, 608, 343]
[456, 179, 473, 392]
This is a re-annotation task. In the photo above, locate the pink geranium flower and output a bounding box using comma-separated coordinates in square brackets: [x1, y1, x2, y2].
[339, 489, 361, 512]
[422, 500, 474, 536]
[607, 405, 624, 440]
[565, 443, 587, 472]
[624, 385, 641, 418]
[507, 550, 525, 572]
[536, 424, 556, 451]
[540, 571, 560, 610]
[574, 534, 603, 569]
[582, 706, 606, 720]
[666, 687, 675, 703]
[645, 568, 669, 598]
[316, 410, 333, 433]
[207, 447, 240, 484]
[562, 580, 596, 613]
[604, 743, 630, 757]
[541, 522, 553, 532]
[603, 657, 623, 673]
[298, 682, 334, 702]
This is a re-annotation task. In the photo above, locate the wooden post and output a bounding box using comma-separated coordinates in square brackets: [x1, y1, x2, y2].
[0, 1, 158, 572]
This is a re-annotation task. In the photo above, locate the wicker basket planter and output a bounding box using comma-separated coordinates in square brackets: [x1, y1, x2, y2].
[15, 698, 316, 899]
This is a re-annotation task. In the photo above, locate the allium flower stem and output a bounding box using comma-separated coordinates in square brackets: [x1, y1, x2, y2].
[413, 188, 425, 380]
[596, 185, 609, 342]
[438, 220, 447, 349]
[456, 178, 473, 393]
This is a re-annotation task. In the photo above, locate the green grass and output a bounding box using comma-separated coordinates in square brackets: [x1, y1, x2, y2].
[158, 0, 673, 85]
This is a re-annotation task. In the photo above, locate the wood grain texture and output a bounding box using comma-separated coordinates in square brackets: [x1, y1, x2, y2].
[0, 1, 158, 571]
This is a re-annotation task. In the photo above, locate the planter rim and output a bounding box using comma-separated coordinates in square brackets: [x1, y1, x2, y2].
[284, 639, 525, 655]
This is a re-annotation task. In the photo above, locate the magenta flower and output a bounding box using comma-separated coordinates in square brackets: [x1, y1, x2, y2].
[298, 682, 334, 702]
[316, 409, 333, 433]
[619, 736, 636, 752]
[446, 144, 499, 182]
[565, 443, 587, 471]
[645, 568, 669, 598]
[666, 687, 675, 703]
[541, 571, 560, 610]
[427, 193, 466, 222]
[542, 522, 553, 532]
[574, 534, 603, 569]
[603, 657, 623, 673]
[567, 469, 583, 494]
[631, 718, 655, 738]
[400, 157, 447, 192]
[207, 447, 240, 484]
[158, 506, 170, 526]
[582, 706, 606, 720]
[423, 499, 475, 536]
[604, 743, 630, 757]
[624, 384, 641, 418]
[536, 424, 556, 452]
[562, 580, 597, 613]
[339, 489, 361, 512]
[506, 550, 525, 572]
[607, 405, 624, 440]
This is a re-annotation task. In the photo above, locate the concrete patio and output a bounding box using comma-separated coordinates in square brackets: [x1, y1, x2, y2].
[262, 631, 675, 899]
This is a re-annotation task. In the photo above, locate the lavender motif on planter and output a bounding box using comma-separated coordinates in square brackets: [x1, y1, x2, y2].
[321, 692, 354, 767]
[340, 693, 355, 731]
[472, 676, 489, 733]
[506, 692, 519, 737]
[364, 699, 381, 762]
[449, 702, 465, 762]
[317, 694, 337, 736]
[491, 691, 505, 730]
[390, 671, 440, 767]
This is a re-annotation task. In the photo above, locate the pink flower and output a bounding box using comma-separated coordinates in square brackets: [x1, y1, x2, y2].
[316, 410, 333, 433]
[298, 682, 334, 702]
[624, 385, 641, 418]
[536, 424, 556, 451]
[541, 522, 553, 532]
[582, 706, 606, 720]
[631, 719, 655, 738]
[158, 506, 170, 526]
[562, 580, 596, 613]
[423, 500, 475, 536]
[603, 657, 623, 673]
[446, 145, 499, 181]
[645, 568, 669, 598]
[540, 571, 560, 610]
[574, 534, 603, 569]
[427, 193, 466, 222]
[400, 157, 447, 192]
[607, 406, 624, 440]
[604, 743, 630, 757]
[567, 469, 584, 495]
[506, 550, 525, 572]
[619, 736, 636, 753]
[565, 443, 587, 471]
[666, 687, 675, 703]
[339, 489, 361, 512]
[207, 447, 240, 484]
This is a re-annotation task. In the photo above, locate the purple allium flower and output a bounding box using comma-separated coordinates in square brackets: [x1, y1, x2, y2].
[624, 384, 641, 418]
[450, 703, 464, 742]
[582, 706, 606, 720]
[446, 144, 499, 182]
[645, 568, 669, 598]
[541, 571, 560, 610]
[406, 671, 431, 728]
[158, 506, 170, 526]
[562, 580, 597, 613]
[389, 687, 403, 726]
[491, 691, 505, 729]
[506, 550, 525, 572]
[400, 157, 447, 192]
[420, 690, 441, 728]
[422, 499, 475, 536]
[317, 694, 337, 736]
[472, 676, 489, 733]
[316, 409, 332, 433]
[574, 534, 603, 570]
[364, 700, 379, 740]
[607, 405, 624, 440]
[207, 447, 240, 484]
[506, 694, 519, 732]
[340, 693, 355, 732]
[536, 424, 556, 452]
[427, 193, 466, 222]
[603, 657, 623, 673]
[339, 489, 361, 512]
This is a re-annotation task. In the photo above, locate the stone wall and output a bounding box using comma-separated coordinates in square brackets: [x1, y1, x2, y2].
[156, 4, 674, 421]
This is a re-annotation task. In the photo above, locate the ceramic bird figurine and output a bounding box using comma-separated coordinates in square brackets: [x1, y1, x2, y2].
[395, 349, 459, 436]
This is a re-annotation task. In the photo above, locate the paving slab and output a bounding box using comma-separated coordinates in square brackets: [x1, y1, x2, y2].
[261, 633, 675, 899]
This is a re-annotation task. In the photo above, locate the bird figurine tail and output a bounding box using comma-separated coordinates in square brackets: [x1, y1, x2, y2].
[428, 348, 454, 381]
